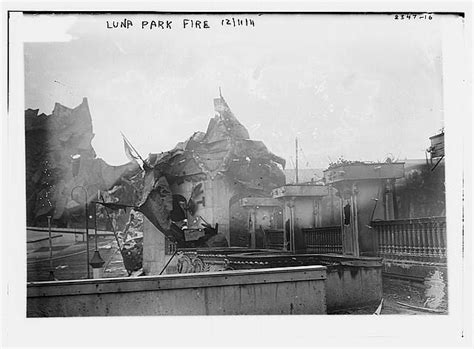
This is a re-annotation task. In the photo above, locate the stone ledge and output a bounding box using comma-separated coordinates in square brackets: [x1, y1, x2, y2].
[28, 265, 327, 297]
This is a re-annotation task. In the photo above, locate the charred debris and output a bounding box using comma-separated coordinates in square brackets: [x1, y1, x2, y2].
[134, 94, 286, 248]
[25, 94, 286, 253]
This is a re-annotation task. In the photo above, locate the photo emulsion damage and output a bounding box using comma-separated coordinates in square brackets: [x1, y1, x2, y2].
[23, 12, 461, 317]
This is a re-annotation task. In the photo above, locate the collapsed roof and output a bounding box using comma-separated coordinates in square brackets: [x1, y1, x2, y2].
[146, 95, 285, 186]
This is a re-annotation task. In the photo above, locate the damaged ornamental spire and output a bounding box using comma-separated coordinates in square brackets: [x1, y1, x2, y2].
[204, 94, 250, 142]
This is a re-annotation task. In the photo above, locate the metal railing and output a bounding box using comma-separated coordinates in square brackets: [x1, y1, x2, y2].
[262, 229, 286, 250]
[303, 226, 342, 254]
[371, 216, 447, 263]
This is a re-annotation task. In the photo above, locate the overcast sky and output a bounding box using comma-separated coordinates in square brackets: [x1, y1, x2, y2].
[24, 13, 449, 167]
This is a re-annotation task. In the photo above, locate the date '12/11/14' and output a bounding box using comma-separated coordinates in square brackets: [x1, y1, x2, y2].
[221, 17, 255, 27]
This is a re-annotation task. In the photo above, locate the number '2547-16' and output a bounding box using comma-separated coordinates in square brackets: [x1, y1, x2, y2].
[394, 14, 433, 20]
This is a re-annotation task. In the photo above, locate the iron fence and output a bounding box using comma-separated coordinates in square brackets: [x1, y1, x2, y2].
[303, 226, 343, 254]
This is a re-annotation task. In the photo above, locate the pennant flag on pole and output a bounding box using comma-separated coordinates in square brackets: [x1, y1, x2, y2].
[121, 132, 150, 171]
[121, 132, 143, 165]
[123, 137, 140, 162]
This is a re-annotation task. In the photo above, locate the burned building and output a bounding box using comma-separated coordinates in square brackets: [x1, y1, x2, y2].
[25, 98, 139, 227]
[138, 94, 286, 246]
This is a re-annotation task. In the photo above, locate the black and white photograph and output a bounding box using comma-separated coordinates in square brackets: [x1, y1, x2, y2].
[2, 2, 472, 348]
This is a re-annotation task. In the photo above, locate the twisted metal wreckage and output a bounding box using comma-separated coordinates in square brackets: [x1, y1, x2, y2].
[97, 94, 286, 274]
[25, 94, 285, 274]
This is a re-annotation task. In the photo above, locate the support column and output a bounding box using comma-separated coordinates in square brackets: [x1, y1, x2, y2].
[287, 199, 296, 253]
[384, 179, 395, 220]
[283, 202, 290, 251]
[351, 183, 360, 257]
[249, 207, 257, 249]
[142, 216, 167, 275]
[338, 184, 360, 256]
[341, 195, 352, 255]
[330, 186, 336, 225]
[390, 178, 398, 219]
[313, 199, 321, 228]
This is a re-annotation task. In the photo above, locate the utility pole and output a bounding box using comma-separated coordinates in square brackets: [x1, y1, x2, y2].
[295, 137, 299, 184]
